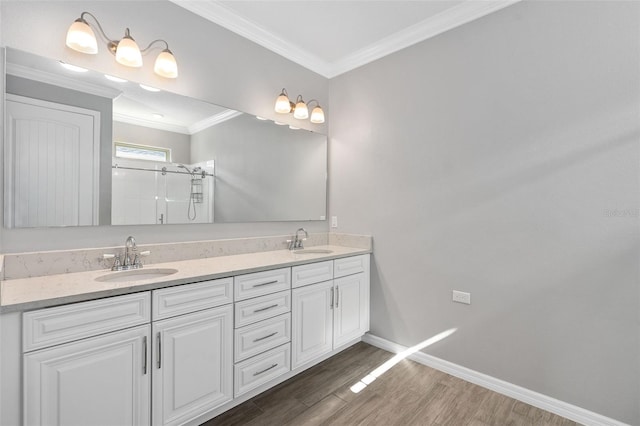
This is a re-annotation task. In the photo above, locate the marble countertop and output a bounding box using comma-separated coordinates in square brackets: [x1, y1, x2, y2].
[0, 245, 370, 313]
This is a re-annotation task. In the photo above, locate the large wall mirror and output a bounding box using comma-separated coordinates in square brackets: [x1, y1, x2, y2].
[3, 47, 327, 228]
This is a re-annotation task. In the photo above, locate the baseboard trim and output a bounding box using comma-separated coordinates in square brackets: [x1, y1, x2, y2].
[362, 334, 628, 426]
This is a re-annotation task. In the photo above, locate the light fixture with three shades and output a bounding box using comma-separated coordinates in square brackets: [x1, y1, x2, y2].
[275, 88, 325, 124]
[65, 12, 178, 79]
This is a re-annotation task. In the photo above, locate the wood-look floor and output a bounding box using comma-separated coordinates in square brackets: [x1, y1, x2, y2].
[203, 342, 579, 426]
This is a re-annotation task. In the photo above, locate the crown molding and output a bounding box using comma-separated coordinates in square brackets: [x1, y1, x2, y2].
[6, 63, 122, 99]
[188, 109, 243, 134]
[113, 113, 191, 135]
[114, 109, 243, 136]
[170, 0, 332, 77]
[327, 0, 522, 78]
[171, 0, 521, 78]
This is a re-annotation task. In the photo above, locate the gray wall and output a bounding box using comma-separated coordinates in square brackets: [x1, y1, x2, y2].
[6, 75, 113, 225]
[113, 121, 191, 164]
[328, 1, 639, 424]
[0, 0, 329, 252]
[191, 114, 327, 222]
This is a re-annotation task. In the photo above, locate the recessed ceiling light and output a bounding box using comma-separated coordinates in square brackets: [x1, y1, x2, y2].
[256, 116, 267, 121]
[274, 121, 287, 126]
[59, 61, 88, 73]
[289, 125, 300, 130]
[139, 84, 161, 92]
[151, 113, 164, 119]
[105, 74, 127, 83]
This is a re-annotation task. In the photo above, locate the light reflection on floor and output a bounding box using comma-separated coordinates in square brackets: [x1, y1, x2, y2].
[350, 328, 458, 394]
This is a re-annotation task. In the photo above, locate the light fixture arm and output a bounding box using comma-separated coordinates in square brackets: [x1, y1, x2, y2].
[141, 39, 171, 54]
[307, 99, 321, 108]
[77, 12, 172, 57]
[77, 12, 119, 53]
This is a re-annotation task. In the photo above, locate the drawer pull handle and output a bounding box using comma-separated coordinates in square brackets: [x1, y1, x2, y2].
[253, 280, 279, 288]
[253, 332, 278, 342]
[254, 304, 279, 313]
[253, 363, 278, 376]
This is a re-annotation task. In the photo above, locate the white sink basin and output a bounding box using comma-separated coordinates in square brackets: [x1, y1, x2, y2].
[95, 268, 179, 283]
[293, 249, 334, 255]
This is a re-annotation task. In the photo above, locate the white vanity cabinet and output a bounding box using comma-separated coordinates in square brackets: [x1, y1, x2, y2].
[291, 255, 370, 369]
[151, 278, 233, 426]
[23, 293, 152, 426]
[10, 251, 370, 426]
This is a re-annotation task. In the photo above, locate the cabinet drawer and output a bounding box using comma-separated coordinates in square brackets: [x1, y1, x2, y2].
[153, 277, 233, 320]
[334, 255, 369, 278]
[23, 292, 151, 352]
[235, 291, 291, 328]
[234, 343, 291, 397]
[234, 268, 291, 301]
[292, 261, 333, 288]
[235, 313, 291, 362]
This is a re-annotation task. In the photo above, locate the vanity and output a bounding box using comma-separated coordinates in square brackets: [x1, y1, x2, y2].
[0, 236, 371, 426]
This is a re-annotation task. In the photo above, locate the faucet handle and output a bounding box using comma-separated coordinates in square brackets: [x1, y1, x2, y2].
[133, 251, 151, 268]
[103, 253, 122, 269]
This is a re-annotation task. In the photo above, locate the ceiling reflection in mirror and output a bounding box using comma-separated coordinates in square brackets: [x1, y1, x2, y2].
[3, 48, 327, 228]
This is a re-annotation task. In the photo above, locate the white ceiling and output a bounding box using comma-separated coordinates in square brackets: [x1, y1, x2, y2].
[172, 0, 521, 78]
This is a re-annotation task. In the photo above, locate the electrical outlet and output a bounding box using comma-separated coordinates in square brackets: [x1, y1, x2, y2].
[331, 216, 338, 228]
[452, 290, 471, 305]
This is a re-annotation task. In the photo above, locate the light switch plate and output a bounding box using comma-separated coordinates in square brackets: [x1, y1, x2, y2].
[331, 216, 338, 228]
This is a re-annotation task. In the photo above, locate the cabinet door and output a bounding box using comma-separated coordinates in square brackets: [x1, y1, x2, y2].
[291, 280, 334, 369]
[334, 272, 369, 348]
[24, 325, 151, 426]
[152, 305, 233, 426]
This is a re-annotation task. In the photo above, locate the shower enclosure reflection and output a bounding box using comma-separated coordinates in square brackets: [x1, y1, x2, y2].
[111, 159, 214, 225]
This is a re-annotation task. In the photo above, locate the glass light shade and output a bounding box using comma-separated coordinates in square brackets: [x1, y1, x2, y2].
[275, 94, 292, 113]
[293, 101, 309, 119]
[310, 106, 325, 124]
[154, 49, 178, 78]
[115, 36, 143, 68]
[66, 19, 98, 54]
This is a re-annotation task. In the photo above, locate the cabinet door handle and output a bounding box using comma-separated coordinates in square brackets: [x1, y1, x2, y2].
[253, 363, 278, 376]
[336, 285, 339, 308]
[156, 332, 162, 369]
[253, 280, 278, 288]
[253, 332, 278, 343]
[330, 287, 334, 309]
[142, 336, 148, 375]
[254, 304, 279, 313]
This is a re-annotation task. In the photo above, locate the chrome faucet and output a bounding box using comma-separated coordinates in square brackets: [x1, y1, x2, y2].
[124, 236, 137, 267]
[103, 236, 148, 271]
[289, 228, 308, 250]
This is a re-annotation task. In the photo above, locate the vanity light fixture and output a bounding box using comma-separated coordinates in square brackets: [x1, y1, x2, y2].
[65, 12, 179, 78]
[274, 88, 325, 124]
